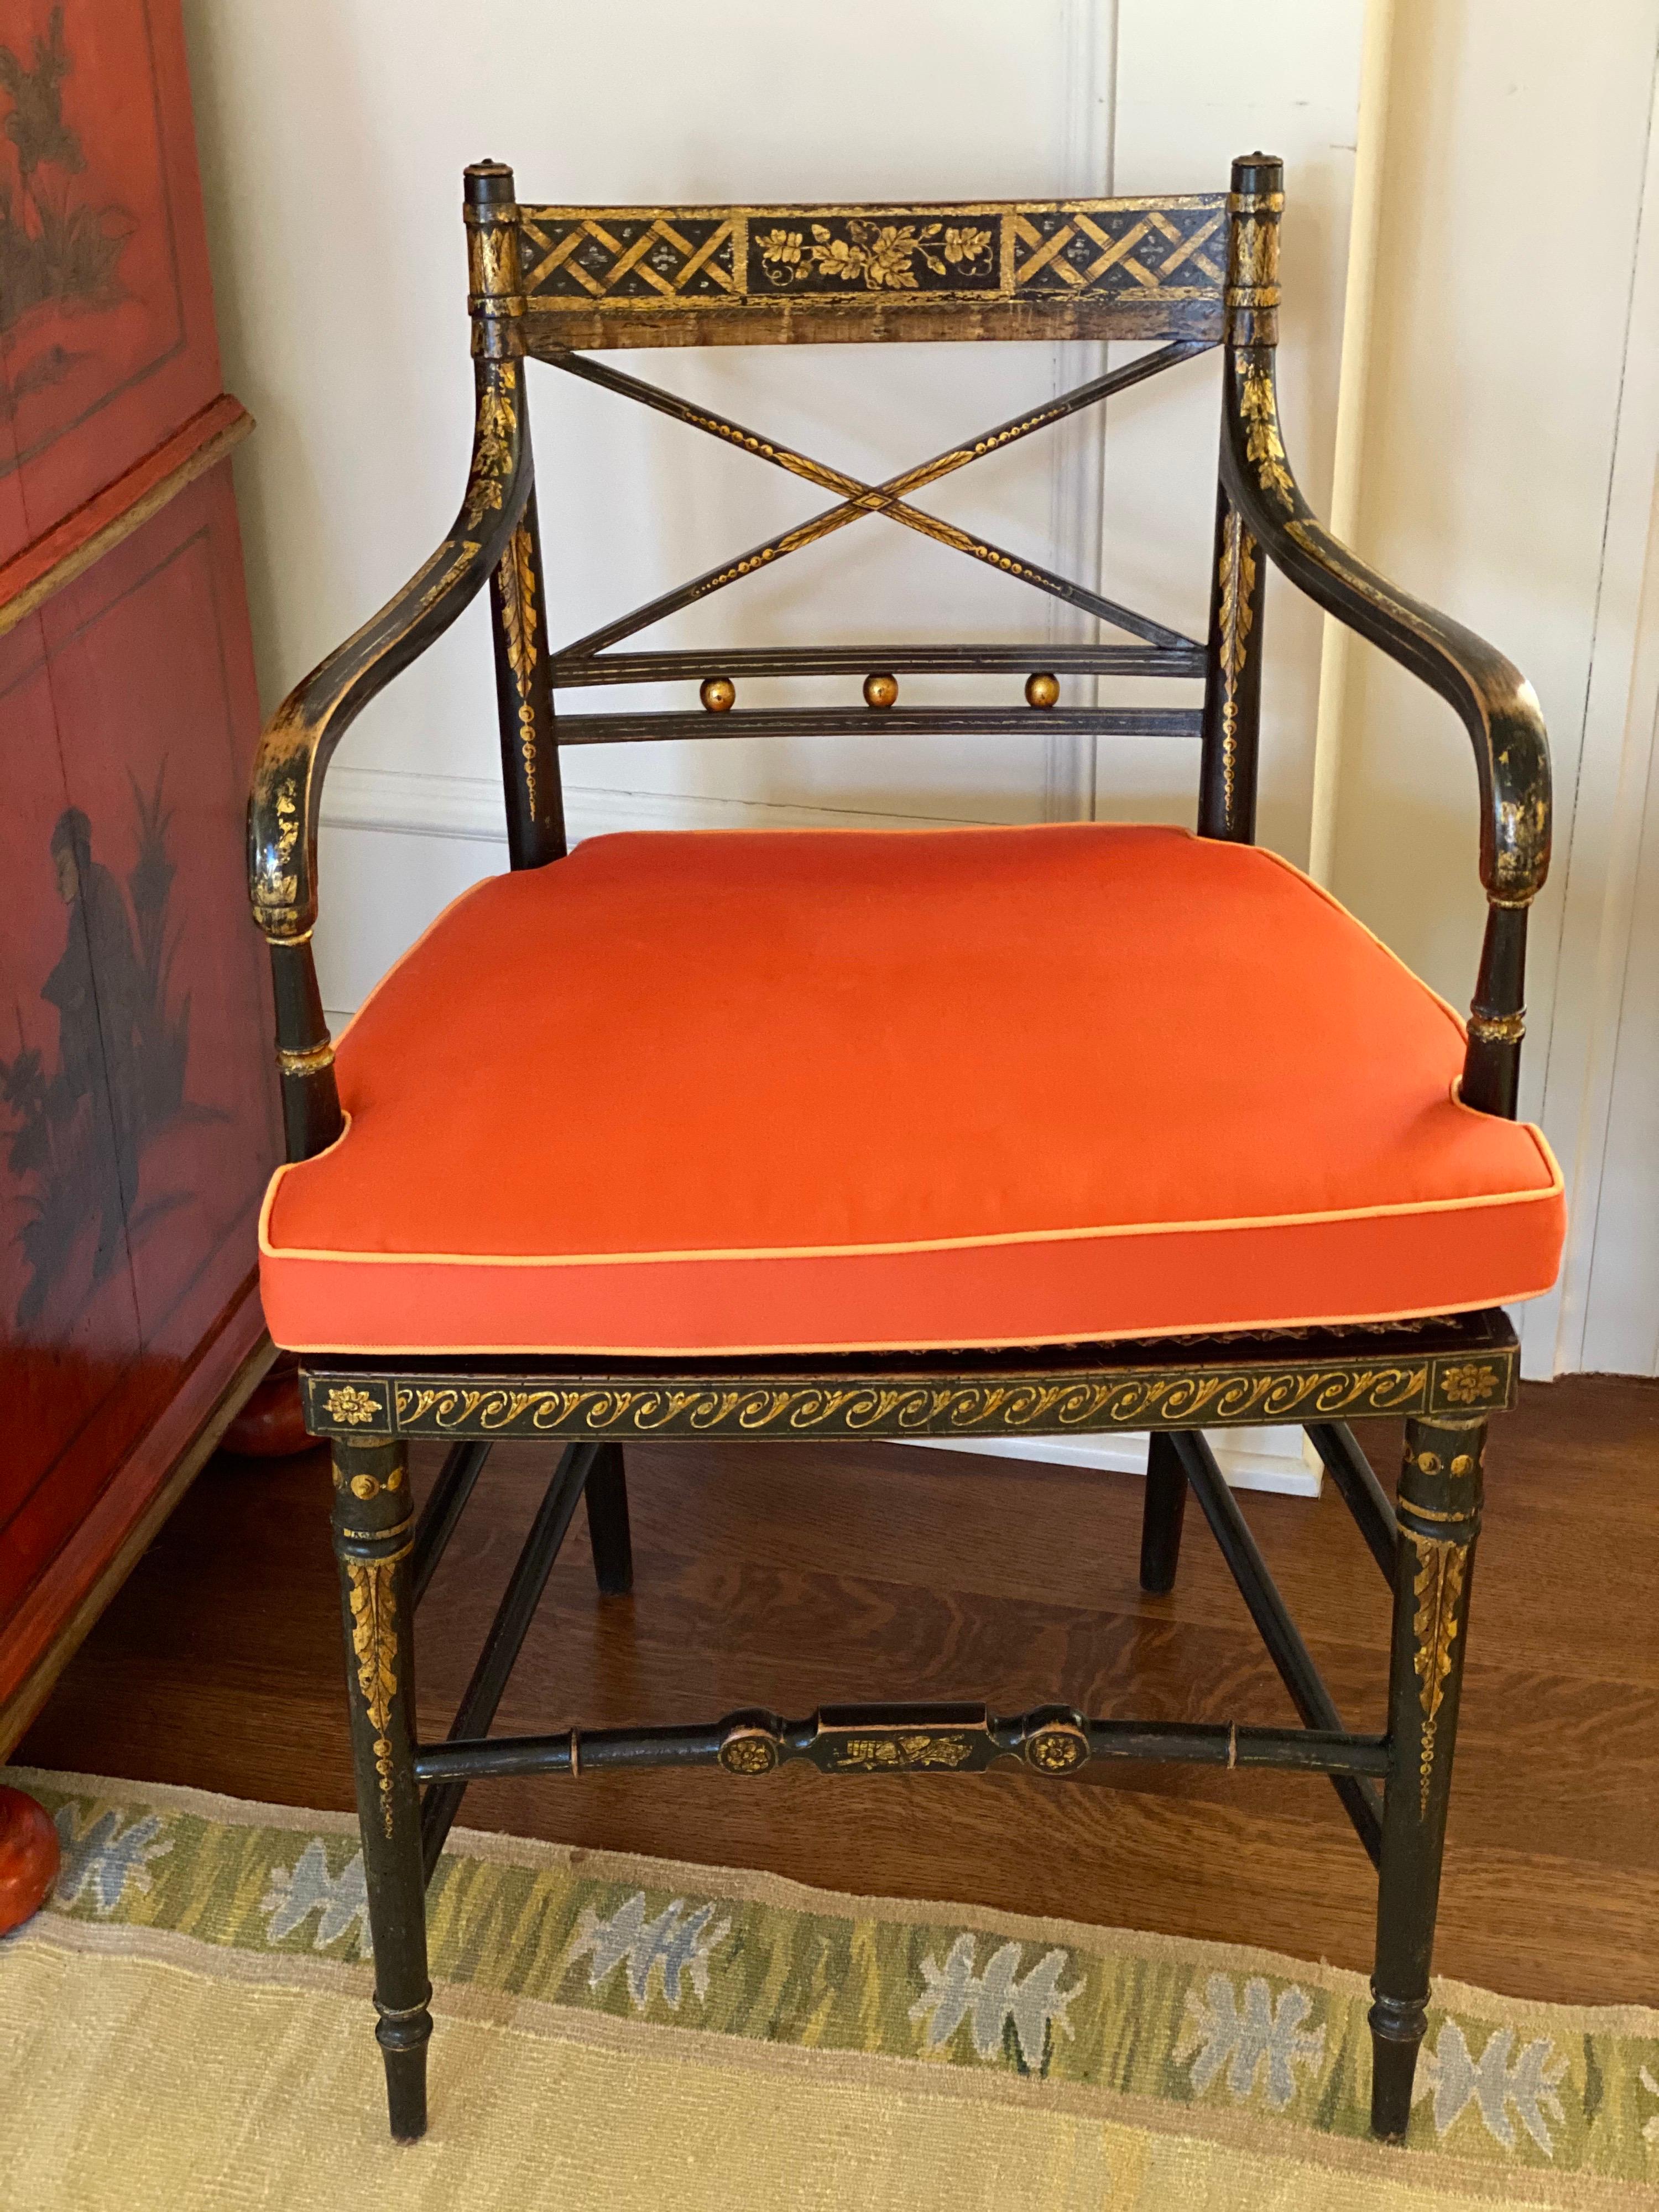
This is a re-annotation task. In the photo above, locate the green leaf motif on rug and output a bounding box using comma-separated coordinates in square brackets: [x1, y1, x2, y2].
[1175, 1973, 1326, 2110]
[52, 1806, 171, 1916]
[259, 1839, 372, 1954]
[1415, 2018, 1569, 2154]
[1640, 2063, 1659, 2146]
[909, 1935, 1081, 2072]
[566, 1891, 732, 2010]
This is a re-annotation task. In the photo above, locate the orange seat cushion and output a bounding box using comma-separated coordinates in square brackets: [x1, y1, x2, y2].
[259, 825, 1564, 1355]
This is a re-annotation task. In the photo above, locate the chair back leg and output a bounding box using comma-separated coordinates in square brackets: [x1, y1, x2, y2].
[583, 1442, 634, 1595]
[489, 482, 567, 869]
[1369, 1414, 1485, 2137]
[331, 1438, 432, 2141]
[1139, 1431, 1188, 1594]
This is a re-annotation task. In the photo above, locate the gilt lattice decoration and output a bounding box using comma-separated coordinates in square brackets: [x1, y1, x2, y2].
[517, 197, 1227, 347]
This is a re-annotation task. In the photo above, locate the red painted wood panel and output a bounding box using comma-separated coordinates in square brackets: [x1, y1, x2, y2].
[0, 462, 279, 1624]
[0, 0, 220, 563]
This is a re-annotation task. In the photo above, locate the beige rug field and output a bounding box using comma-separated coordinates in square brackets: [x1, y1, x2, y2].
[2, 1766, 1655, 2209]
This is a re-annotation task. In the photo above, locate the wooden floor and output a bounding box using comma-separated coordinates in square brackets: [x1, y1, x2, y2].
[19, 1376, 1659, 2009]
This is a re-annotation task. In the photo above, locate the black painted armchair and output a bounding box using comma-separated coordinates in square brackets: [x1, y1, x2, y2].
[248, 154, 1560, 2143]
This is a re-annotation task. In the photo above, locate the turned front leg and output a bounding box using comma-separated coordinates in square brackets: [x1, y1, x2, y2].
[1369, 1415, 1484, 2139]
[332, 1438, 432, 2141]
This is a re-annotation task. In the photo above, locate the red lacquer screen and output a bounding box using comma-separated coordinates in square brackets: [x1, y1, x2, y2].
[0, 0, 220, 562]
[0, 464, 278, 1615]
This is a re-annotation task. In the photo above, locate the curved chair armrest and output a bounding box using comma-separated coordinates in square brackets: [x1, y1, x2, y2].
[248, 357, 530, 944]
[1219, 347, 1551, 909]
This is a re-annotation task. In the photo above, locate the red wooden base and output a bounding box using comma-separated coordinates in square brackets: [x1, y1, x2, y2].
[0, 1786, 60, 1935]
[220, 1354, 311, 1459]
[0, 1280, 272, 1752]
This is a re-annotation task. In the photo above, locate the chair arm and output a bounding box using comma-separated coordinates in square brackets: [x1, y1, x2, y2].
[1219, 347, 1551, 909]
[248, 356, 530, 944]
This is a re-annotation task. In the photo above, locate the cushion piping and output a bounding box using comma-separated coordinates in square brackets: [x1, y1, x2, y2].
[259, 1119, 1561, 1270]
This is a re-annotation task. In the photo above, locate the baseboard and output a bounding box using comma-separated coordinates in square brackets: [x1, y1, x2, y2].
[908, 1426, 1323, 1496]
[321, 763, 969, 845]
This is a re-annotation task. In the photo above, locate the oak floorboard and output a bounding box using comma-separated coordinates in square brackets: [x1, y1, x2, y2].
[17, 1375, 1659, 2010]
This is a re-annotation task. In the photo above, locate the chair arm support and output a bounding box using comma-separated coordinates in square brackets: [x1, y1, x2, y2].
[1219, 346, 1551, 905]
[1219, 345, 1550, 1116]
[247, 357, 530, 946]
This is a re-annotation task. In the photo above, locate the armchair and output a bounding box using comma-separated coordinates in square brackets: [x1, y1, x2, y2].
[248, 154, 1561, 2143]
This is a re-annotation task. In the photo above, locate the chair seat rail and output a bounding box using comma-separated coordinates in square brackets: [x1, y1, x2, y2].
[299, 1308, 1520, 1446]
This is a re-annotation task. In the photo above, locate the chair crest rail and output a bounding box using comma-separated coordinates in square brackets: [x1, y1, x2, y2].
[517, 195, 1228, 350]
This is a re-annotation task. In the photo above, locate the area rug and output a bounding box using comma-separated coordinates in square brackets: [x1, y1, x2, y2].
[2, 1768, 1655, 2209]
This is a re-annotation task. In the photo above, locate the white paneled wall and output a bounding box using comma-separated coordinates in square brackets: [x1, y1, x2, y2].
[1318, 1, 1659, 1378]
[1102, 5, 1363, 853]
[1528, 49, 1659, 1379]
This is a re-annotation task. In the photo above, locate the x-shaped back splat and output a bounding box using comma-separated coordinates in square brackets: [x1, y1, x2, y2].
[543, 338, 1214, 739]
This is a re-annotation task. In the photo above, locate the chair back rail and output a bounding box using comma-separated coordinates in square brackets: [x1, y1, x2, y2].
[551, 706, 1202, 747]
[246, 152, 1551, 1159]
[551, 644, 1208, 685]
[517, 196, 1228, 352]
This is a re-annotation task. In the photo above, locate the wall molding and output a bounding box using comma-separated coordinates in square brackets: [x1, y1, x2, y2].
[1307, 0, 1396, 884]
[911, 1426, 1321, 1496]
[1044, 0, 1120, 826]
[1525, 39, 1659, 1378]
[320, 763, 970, 846]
